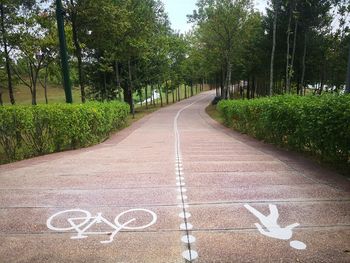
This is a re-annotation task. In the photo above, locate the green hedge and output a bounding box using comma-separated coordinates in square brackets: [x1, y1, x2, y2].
[218, 95, 350, 168]
[0, 101, 129, 163]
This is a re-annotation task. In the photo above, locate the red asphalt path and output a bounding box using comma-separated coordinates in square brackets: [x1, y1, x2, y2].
[0, 91, 349, 262]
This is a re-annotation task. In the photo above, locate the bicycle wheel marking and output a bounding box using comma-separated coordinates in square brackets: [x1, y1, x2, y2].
[174, 100, 200, 261]
[46, 208, 157, 244]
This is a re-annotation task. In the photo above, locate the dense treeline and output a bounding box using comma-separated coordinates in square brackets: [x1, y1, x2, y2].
[0, 0, 349, 106]
[189, 0, 350, 99]
[0, 0, 206, 108]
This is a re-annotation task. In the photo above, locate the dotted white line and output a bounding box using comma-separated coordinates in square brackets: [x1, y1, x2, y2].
[178, 211, 191, 219]
[181, 235, 196, 244]
[182, 250, 198, 261]
[180, 222, 193, 230]
[174, 100, 202, 262]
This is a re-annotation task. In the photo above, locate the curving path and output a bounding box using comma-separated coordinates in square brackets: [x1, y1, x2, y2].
[0, 91, 349, 262]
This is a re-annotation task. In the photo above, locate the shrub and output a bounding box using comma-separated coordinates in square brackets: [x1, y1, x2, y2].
[0, 101, 129, 163]
[217, 94, 350, 169]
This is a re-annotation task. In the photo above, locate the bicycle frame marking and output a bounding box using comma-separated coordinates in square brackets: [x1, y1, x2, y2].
[47, 208, 157, 244]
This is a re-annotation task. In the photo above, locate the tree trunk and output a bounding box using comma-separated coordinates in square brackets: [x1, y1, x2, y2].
[175, 86, 177, 101]
[172, 85, 175, 103]
[247, 78, 250, 100]
[44, 66, 49, 104]
[30, 63, 38, 105]
[184, 84, 187, 99]
[145, 85, 148, 109]
[0, 88, 3, 105]
[285, 2, 292, 93]
[251, 76, 255, 98]
[177, 85, 180, 101]
[221, 67, 225, 99]
[128, 59, 135, 118]
[32, 86, 37, 105]
[70, 0, 85, 103]
[226, 61, 232, 99]
[240, 83, 243, 98]
[269, 0, 278, 96]
[290, 17, 298, 90]
[115, 62, 122, 101]
[165, 81, 169, 104]
[158, 83, 163, 107]
[346, 43, 350, 93]
[319, 74, 324, 95]
[190, 82, 193, 96]
[301, 32, 307, 96]
[0, 3, 15, 104]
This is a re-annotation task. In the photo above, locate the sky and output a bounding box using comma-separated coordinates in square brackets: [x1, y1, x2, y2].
[162, 0, 269, 33]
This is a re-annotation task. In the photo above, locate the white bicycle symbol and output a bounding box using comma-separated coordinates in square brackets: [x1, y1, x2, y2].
[47, 208, 157, 244]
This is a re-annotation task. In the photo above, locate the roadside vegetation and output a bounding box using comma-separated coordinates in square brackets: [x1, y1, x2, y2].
[0, 84, 206, 164]
[217, 95, 350, 172]
[0, 0, 349, 167]
[0, 101, 129, 163]
[0, 0, 208, 163]
[192, 0, 350, 173]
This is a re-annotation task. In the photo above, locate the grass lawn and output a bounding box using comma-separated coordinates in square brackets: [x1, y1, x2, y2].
[2, 83, 202, 106]
[2, 84, 82, 105]
[133, 84, 202, 107]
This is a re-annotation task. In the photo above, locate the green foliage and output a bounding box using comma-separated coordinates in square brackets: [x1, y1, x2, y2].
[218, 95, 350, 168]
[0, 101, 129, 162]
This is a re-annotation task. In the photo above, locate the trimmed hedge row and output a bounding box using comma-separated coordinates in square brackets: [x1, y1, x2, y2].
[0, 101, 129, 162]
[218, 95, 350, 168]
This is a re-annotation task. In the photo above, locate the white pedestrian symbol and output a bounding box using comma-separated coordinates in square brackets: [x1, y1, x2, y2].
[244, 204, 306, 250]
[47, 208, 157, 244]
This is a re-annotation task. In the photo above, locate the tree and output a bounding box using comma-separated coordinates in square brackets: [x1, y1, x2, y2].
[269, 0, 281, 96]
[240, 11, 265, 98]
[0, 1, 37, 105]
[11, 5, 57, 105]
[297, 0, 332, 94]
[65, 0, 86, 102]
[190, 0, 252, 99]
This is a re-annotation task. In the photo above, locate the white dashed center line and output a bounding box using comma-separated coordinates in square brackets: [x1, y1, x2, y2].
[174, 99, 203, 262]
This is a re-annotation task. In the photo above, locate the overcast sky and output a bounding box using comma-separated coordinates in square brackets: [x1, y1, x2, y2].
[162, 0, 269, 33]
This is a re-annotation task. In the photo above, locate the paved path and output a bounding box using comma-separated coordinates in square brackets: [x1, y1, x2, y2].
[0, 91, 349, 263]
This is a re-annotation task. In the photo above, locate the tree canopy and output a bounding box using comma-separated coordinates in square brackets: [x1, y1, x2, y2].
[0, 0, 349, 106]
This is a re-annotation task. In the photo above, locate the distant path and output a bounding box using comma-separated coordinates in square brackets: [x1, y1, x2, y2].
[0, 91, 349, 262]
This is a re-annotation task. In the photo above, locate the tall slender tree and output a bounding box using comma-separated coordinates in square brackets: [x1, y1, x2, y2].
[269, 0, 280, 96]
[346, 44, 350, 93]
